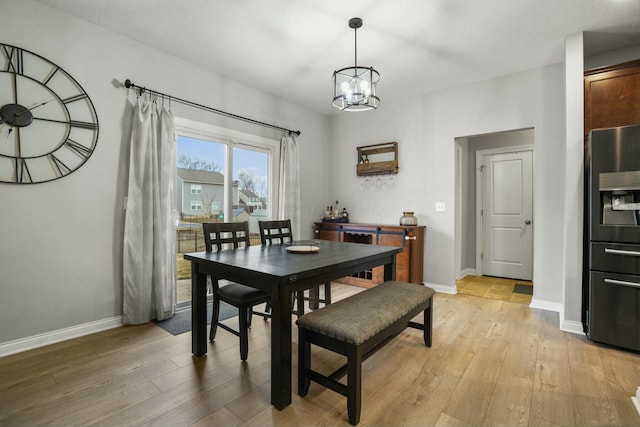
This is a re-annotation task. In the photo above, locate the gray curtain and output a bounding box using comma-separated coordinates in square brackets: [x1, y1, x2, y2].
[123, 97, 177, 324]
[278, 134, 301, 239]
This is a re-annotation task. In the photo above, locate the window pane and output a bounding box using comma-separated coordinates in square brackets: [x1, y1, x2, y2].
[233, 146, 269, 241]
[177, 136, 225, 220]
[173, 121, 277, 308]
[175, 135, 225, 306]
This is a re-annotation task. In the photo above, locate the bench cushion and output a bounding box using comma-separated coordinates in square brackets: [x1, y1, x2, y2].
[296, 281, 435, 345]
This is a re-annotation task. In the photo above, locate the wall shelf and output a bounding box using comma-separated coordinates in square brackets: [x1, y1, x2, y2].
[356, 142, 398, 176]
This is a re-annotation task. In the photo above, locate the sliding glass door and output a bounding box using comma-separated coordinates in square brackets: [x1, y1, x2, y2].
[173, 118, 279, 307]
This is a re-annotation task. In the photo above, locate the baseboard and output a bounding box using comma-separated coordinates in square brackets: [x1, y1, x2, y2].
[529, 298, 562, 313]
[528, 299, 585, 336]
[458, 268, 476, 280]
[0, 315, 123, 358]
[561, 319, 585, 336]
[425, 282, 457, 295]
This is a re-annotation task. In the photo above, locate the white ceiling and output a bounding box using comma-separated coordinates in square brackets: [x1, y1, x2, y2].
[36, 0, 640, 115]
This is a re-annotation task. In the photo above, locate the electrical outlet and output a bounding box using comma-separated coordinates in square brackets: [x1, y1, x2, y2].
[435, 201, 445, 212]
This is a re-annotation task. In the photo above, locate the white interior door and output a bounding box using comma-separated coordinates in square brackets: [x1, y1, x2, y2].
[481, 150, 533, 280]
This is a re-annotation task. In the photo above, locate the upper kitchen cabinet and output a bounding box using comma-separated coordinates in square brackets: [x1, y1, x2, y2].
[584, 59, 640, 137]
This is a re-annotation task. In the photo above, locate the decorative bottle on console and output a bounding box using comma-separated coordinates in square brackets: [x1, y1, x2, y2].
[400, 211, 418, 226]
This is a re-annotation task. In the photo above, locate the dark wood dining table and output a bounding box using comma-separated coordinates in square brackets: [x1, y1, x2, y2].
[184, 239, 401, 410]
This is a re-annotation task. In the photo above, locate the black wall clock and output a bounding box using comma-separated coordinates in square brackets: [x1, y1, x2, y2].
[0, 43, 99, 184]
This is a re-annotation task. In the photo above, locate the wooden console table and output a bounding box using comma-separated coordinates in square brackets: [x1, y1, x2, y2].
[313, 222, 425, 286]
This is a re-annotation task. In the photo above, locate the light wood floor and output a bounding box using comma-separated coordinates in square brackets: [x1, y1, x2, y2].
[2, 283, 639, 427]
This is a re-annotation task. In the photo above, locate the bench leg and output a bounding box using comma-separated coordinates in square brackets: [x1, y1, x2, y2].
[346, 345, 362, 425]
[424, 297, 433, 347]
[298, 329, 311, 396]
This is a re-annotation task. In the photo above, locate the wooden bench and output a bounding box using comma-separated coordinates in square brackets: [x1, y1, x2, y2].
[296, 281, 435, 425]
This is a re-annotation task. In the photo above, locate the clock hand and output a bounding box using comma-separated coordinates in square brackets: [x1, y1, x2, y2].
[0, 99, 55, 125]
[0, 122, 14, 137]
[15, 99, 56, 117]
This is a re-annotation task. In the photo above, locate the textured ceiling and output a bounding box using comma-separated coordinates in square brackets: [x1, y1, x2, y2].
[36, 0, 640, 115]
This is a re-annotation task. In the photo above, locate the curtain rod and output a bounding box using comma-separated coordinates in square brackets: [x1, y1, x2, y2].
[122, 79, 301, 136]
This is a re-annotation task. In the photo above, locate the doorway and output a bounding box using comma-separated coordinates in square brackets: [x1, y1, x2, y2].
[454, 128, 535, 302]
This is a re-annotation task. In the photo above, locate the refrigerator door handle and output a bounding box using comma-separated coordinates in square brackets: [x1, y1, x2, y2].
[604, 248, 640, 257]
[604, 278, 640, 289]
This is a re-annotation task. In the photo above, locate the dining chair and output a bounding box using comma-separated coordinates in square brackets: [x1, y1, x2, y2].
[202, 221, 270, 361]
[258, 219, 331, 316]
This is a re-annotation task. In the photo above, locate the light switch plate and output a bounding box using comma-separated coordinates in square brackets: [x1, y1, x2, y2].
[435, 201, 445, 212]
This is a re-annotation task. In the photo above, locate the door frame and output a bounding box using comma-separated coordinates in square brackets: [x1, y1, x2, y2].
[475, 145, 534, 277]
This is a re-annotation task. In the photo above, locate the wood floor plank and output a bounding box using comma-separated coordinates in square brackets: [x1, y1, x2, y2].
[87, 359, 246, 426]
[530, 310, 576, 426]
[2, 358, 178, 424]
[190, 406, 244, 427]
[42, 382, 162, 427]
[481, 372, 532, 427]
[138, 376, 257, 427]
[599, 346, 640, 426]
[434, 412, 475, 427]
[566, 334, 622, 426]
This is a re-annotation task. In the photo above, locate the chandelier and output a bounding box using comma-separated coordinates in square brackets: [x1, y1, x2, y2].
[333, 17, 380, 111]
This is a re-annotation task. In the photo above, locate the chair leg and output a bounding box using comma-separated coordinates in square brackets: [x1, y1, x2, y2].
[296, 291, 305, 316]
[298, 329, 311, 397]
[309, 286, 320, 310]
[324, 282, 331, 305]
[290, 292, 298, 316]
[264, 300, 271, 317]
[209, 295, 220, 341]
[239, 306, 250, 361]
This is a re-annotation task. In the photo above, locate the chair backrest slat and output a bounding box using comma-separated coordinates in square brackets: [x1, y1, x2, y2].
[258, 219, 292, 245]
[203, 221, 251, 252]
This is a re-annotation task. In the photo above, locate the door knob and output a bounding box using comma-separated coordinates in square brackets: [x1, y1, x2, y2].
[525, 219, 532, 225]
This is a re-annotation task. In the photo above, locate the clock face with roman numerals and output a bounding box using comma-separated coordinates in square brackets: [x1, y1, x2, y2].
[0, 43, 99, 184]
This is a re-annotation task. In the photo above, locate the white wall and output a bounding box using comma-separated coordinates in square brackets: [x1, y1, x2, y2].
[0, 0, 329, 346]
[330, 65, 567, 306]
[584, 43, 640, 71]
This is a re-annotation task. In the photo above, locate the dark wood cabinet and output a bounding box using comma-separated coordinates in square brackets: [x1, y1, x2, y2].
[584, 60, 640, 137]
[313, 222, 425, 286]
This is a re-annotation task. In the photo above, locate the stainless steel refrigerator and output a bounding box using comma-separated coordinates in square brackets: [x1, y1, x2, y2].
[584, 124, 640, 352]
